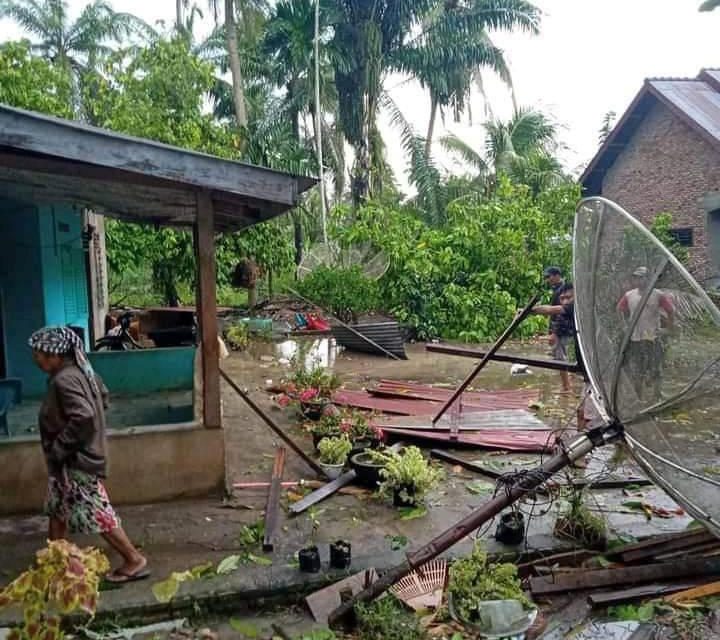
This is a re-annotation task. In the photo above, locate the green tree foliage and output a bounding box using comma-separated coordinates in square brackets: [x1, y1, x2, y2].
[650, 212, 690, 265]
[341, 178, 579, 340]
[0, 40, 73, 117]
[89, 37, 294, 305]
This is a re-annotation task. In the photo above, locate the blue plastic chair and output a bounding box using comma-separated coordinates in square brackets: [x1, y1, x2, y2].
[0, 378, 22, 437]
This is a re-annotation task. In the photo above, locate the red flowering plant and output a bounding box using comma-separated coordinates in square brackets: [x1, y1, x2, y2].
[0, 540, 109, 640]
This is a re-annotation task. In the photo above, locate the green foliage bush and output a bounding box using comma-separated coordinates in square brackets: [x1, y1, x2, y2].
[297, 265, 381, 323]
[338, 178, 579, 340]
[355, 595, 427, 640]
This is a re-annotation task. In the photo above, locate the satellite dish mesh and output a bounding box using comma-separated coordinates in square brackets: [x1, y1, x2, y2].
[574, 197, 720, 535]
[297, 242, 390, 280]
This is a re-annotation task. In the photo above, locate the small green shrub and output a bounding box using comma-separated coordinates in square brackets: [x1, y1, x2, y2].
[371, 446, 442, 504]
[297, 265, 381, 323]
[448, 543, 531, 622]
[224, 322, 250, 350]
[317, 436, 352, 465]
[355, 595, 427, 640]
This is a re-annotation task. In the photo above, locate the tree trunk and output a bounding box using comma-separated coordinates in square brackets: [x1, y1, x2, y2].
[176, 0, 183, 29]
[292, 211, 303, 276]
[247, 285, 257, 309]
[224, 0, 248, 128]
[333, 120, 346, 204]
[425, 95, 438, 159]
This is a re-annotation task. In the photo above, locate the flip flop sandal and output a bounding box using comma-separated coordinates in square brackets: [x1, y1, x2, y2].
[106, 567, 151, 584]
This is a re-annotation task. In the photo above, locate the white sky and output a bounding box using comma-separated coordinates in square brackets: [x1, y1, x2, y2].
[1, 0, 719, 185]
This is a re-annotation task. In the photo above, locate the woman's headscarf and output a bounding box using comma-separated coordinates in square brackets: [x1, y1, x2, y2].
[29, 326, 100, 395]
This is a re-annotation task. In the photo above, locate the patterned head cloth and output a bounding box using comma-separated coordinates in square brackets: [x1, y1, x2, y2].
[29, 326, 100, 395]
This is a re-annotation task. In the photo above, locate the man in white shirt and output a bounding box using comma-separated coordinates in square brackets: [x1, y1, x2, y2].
[617, 266, 674, 400]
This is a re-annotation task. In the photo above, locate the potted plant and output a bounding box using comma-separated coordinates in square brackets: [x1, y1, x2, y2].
[350, 448, 389, 488]
[347, 412, 383, 453]
[317, 436, 352, 480]
[329, 540, 351, 570]
[371, 446, 442, 507]
[298, 507, 322, 573]
[311, 414, 343, 449]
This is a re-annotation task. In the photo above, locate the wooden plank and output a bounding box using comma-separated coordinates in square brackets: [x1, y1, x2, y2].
[263, 447, 287, 552]
[426, 343, 582, 373]
[196, 191, 221, 428]
[288, 470, 358, 515]
[289, 442, 404, 515]
[664, 580, 720, 603]
[588, 582, 702, 606]
[654, 541, 720, 562]
[529, 557, 720, 596]
[0, 104, 312, 204]
[306, 569, 378, 624]
[606, 528, 709, 559]
[220, 368, 324, 476]
[620, 530, 716, 563]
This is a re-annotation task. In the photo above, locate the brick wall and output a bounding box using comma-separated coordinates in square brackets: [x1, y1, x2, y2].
[602, 100, 720, 281]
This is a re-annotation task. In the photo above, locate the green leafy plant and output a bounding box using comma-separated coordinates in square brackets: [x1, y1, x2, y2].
[554, 490, 607, 550]
[354, 594, 427, 640]
[371, 446, 442, 505]
[447, 543, 532, 622]
[297, 265, 381, 323]
[311, 413, 343, 440]
[288, 360, 341, 399]
[317, 435, 352, 466]
[0, 540, 110, 640]
[224, 322, 250, 351]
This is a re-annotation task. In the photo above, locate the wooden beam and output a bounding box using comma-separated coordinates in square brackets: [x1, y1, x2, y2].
[288, 470, 358, 516]
[263, 446, 287, 552]
[425, 343, 583, 373]
[529, 557, 720, 596]
[0, 105, 310, 204]
[220, 368, 324, 475]
[196, 191, 221, 428]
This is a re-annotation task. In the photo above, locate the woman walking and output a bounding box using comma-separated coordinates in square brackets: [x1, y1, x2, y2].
[29, 326, 148, 583]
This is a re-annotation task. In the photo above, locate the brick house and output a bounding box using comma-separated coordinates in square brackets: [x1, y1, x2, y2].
[581, 69, 720, 285]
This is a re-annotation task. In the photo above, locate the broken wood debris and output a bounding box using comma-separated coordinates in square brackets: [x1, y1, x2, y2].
[425, 342, 583, 373]
[608, 528, 716, 564]
[529, 556, 720, 596]
[262, 446, 286, 552]
[381, 425, 555, 452]
[588, 582, 704, 606]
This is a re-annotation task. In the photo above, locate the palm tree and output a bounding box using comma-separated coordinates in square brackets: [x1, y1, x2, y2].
[393, 0, 540, 158]
[442, 107, 562, 193]
[207, 0, 269, 128]
[0, 0, 151, 76]
[328, 0, 436, 205]
[699, 0, 720, 10]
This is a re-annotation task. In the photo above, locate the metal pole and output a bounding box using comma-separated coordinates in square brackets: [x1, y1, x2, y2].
[328, 424, 622, 627]
[433, 293, 540, 425]
[314, 0, 327, 243]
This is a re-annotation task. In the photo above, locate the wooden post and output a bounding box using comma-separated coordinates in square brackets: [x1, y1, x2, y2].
[195, 191, 221, 429]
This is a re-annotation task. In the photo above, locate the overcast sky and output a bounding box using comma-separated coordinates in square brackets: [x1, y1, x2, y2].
[1, 1, 719, 184]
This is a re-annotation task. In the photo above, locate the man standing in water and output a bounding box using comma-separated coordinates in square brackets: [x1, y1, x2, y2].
[544, 266, 571, 392]
[617, 266, 674, 401]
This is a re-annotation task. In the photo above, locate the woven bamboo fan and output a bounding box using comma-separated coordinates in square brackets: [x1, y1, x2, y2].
[389, 559, 447, 610]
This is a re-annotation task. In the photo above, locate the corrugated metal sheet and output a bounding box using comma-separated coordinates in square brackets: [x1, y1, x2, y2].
[380, 426, 555, 452]
[331, 321, 407, 359]
[368, 380, 540, 409]
[374, 409, 549, 431]
[649, 79, 720, 145]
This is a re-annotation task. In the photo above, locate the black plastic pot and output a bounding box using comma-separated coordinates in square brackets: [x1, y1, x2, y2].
[298, 546, 321, 573]
[349, 451, 386, 488]
[301, 401, 327, 421]
[393, 485, 417, 507]
[329, 540, 352, 570]
[495, 512, 525, 545]
[349, 439, 372, 458]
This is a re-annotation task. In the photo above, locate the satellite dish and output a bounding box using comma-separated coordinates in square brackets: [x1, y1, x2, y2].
[574, 197, 720, 536]
[297, 241, 390, 281]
